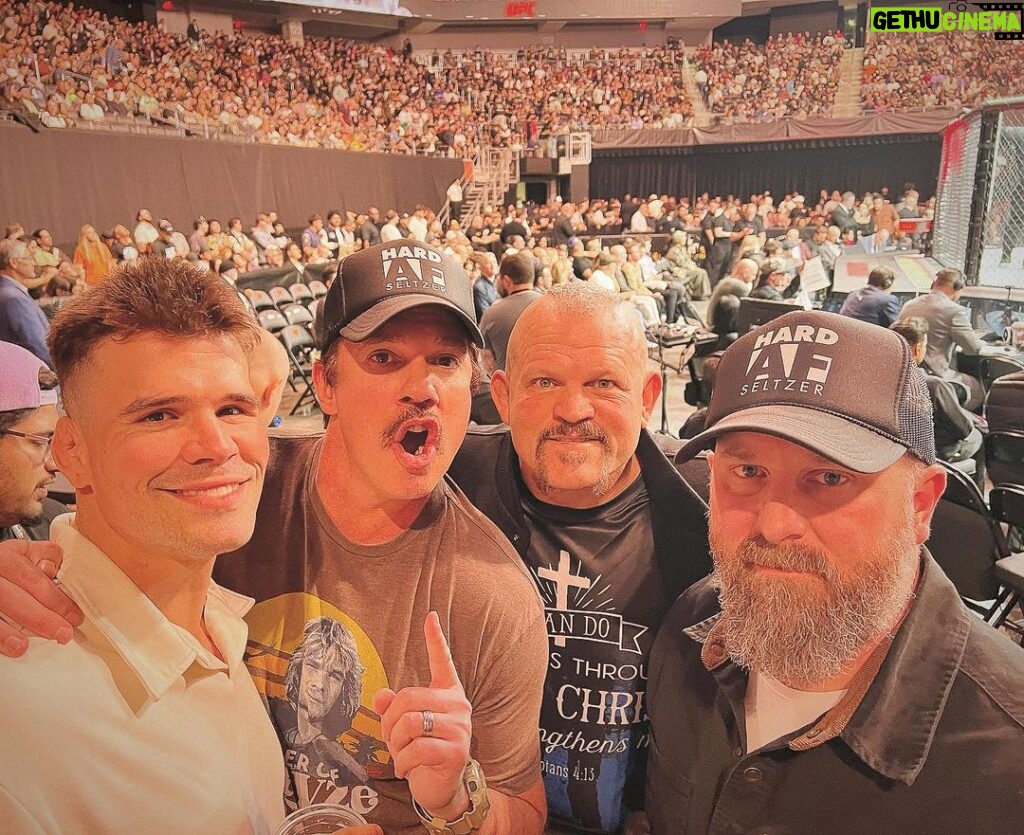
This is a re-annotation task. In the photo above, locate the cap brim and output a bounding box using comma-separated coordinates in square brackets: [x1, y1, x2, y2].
[675, 404, 908, 474]
[339, 295, 484, 347]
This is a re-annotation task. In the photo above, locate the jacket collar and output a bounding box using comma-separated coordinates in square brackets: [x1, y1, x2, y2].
[685, 552, 969, 784]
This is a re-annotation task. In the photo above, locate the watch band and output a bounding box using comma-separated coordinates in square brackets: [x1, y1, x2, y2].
[413, 758, 491, 834]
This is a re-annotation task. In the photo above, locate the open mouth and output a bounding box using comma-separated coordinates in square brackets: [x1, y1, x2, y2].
[400, 425, 430, 456]
[392, 419, 440, 467]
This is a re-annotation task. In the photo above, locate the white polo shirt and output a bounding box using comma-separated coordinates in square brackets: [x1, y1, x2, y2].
[0, 515, 285, 835]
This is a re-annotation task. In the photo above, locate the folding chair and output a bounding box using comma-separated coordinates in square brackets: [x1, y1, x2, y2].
[308, 280, 329, 299]
[985, 430, 1024, 489]
[283, 303, 314, 327]
[978, 355, 1024, 393]
[244, 288, 276, 313]
[257, 309, 289, 334]
[926, 462, 1015, 624]
[985, 485, 1024, 640]
[289, 282, 315, 307]
[268, 285, 294, 310]
[278, 325, 319, 416]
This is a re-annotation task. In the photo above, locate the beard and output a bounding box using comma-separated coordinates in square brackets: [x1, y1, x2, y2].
[709, 515, 919, 687]
[533, 420, 615, 497]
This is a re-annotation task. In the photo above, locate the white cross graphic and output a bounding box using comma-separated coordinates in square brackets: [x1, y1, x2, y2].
[537, 550, 591, 647]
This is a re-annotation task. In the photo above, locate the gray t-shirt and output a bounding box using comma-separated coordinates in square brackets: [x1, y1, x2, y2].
[520, 474, 667, 833]
[215, 433, 547, 831]
[479, 289, 542, 372]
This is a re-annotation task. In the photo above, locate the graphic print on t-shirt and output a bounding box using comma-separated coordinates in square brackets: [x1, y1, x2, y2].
[244, 592, 391, 821]
[518, 474, 664, 833]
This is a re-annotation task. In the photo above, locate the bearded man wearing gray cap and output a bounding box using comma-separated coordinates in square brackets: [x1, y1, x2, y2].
[646, 310, 1024, 833]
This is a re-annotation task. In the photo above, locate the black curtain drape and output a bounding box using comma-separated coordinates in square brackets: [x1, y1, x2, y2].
[590, 134, 942, 202]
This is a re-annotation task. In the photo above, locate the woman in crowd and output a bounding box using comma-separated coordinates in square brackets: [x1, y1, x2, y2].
[72, 224, 116, 285]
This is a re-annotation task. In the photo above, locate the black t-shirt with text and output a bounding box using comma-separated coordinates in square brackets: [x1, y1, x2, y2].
[520, 475, 670, 833]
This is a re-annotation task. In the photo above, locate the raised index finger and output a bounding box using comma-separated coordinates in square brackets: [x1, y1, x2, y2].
[424, 611, 461, 691]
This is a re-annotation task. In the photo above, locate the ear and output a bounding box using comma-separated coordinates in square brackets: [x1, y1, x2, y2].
[490, 370, 512, 425]
[52, 415, 93, 495]
[311, 360, 338, 416]
[251, 330, 289, 426]
[912, 463, 947, 545]
[640, 371, 662, 422]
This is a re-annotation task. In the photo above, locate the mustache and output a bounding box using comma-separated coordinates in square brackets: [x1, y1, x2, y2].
[537, 420, 610, 448]
[380, 407, 443, 448]
[732, 534, 836, 580]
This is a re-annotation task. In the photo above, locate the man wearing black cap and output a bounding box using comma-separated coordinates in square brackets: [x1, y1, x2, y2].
[646, 310, 1024, 833]
[214, 240, 548, 833]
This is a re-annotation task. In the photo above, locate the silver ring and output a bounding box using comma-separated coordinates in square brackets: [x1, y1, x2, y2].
[422, 710, 435, 738]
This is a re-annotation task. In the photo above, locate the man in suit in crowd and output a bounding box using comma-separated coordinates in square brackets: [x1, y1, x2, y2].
[900, 268, 984, 410]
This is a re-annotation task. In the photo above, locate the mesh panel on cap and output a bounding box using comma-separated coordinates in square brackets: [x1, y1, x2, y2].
[899, 364, 937, 465]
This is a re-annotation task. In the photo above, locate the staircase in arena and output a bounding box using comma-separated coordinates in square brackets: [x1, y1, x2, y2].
[832, 47, 866, 119]
[439, 146, 520, 228]
[681, 55, 713, 129]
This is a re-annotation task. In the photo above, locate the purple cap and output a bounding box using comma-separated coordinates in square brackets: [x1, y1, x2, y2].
[676, 309, 936, 472]
[0, 342, 57, 412]
[319, 239, 483, 352]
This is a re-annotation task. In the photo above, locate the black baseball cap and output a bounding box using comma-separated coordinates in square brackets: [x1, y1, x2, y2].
[318, 239, 483, 353]
[676, 310, 936, 472]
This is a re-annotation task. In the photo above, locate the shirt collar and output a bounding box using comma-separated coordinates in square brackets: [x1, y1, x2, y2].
[0, 274, 29, 294]
[684, 552, 969, 785]
[51, 514, 256, 706]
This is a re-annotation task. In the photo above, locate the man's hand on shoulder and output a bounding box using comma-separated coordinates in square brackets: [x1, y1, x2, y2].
[0, 539, 81, 657]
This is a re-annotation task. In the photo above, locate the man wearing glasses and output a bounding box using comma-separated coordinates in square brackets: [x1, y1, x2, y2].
[0, 238, 52, 366]
[0, 341, 62, 543]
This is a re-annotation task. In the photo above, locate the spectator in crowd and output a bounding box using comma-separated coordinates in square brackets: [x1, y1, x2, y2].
[72, 223, 115, 285]
[133, 208, 158, 255]
[251, 213, 288, 253]
[839, 265, 902, 327]
[0, 237, 52, 365]
[664, 230, 711, 301]
[360, 207, 382, 248]
[707, 257, 757, 344]
[0, 259, 287, 833]
[892, 316, 986, 489]
[301, 214, 329, 262]
[695, 33, 845, 124]
[151, 219, 180, 260]
[749, 258, 793, 301]
[447, 178, 463, 222]
[189, 216, 209, 258]
[224, 217, 258, 270]
[451, 282, 712, 833]
[319, 210, 347, 258]
[861, 31, 1022, 112]
[0, 342, 62, 543]
[589, 250, 619, 293]
[108, 224, 138, 262]
[472, 251, 499, 321]
[77, 89, 104, 122]
[380, 210, 403, 243]
[479, 252, 540, 376]
[31, 228, 66, 271]
[830, 191, 858, 235]
[648, 310, 1024, 834]
[901, 268, 984, 410]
